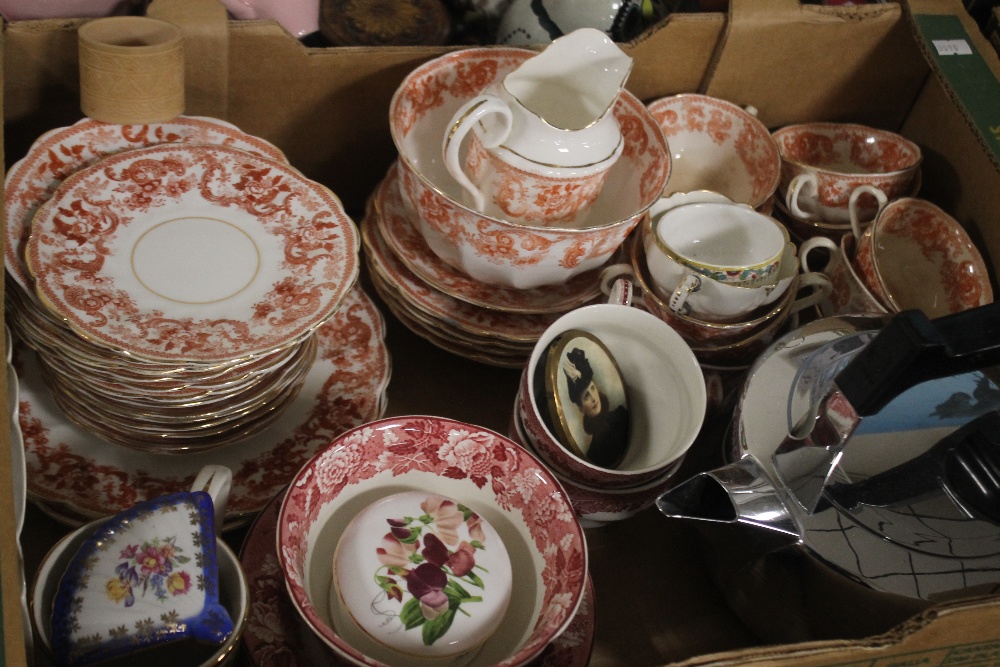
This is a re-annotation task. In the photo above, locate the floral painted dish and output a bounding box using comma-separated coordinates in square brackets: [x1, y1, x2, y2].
[13, 286, 390, 527]
[375, 164, 603, 314]
[50, 490, 233, 666]
[276, 416, 588, 667]
[4, 116, 287, 295]
[332, 491, 513, 661]
[361, 202, 562, 343]
[239, 487, 597, 667]
[26, 143, 359, 363]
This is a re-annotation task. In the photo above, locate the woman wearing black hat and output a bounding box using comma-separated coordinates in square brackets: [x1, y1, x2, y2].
[562, 346, 629, 468]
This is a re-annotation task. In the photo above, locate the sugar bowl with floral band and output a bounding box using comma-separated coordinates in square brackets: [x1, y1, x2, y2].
[332, 491, 513, 663]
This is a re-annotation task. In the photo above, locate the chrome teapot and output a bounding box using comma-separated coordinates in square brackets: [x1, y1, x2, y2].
[658, 307, 1000, 641]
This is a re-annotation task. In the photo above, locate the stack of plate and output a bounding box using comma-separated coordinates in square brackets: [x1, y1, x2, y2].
[6, 116, 363, 455]
[362, 162, 605, 368]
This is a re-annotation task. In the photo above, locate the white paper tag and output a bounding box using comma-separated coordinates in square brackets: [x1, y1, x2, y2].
[932, 39, 973, 56]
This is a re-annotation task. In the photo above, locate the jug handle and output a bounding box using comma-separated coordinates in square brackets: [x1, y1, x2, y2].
[836, 303, 1000, 417]
[443, 94, 512, 212]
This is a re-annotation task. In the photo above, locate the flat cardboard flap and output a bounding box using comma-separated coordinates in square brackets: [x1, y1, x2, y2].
[704, 0, 930, 129]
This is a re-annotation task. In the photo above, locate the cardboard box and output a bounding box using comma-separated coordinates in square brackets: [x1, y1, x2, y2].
[4, 0, 1000, 665]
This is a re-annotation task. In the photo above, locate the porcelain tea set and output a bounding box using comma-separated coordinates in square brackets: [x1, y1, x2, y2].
[11, 15, 1000, 667]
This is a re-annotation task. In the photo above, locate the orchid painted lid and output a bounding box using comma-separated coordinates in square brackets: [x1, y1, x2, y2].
[50, 490, 234, 666]
[332, 491, 513, 660]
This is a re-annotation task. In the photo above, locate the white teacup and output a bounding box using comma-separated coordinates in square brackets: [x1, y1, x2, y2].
[644, 201, 789, 318]
[443, 28, 631, 226]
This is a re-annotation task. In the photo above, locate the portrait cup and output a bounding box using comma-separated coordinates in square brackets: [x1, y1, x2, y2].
[519, 301, 706, 489]
[773, 122, 921, 228]
[442, 28, 632, 226]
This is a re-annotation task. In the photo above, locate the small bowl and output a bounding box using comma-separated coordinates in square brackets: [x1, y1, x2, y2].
[519, 302, 705, 490]
[510, 406, 684, 529]
[389, 47, 670, 290]
[31, 520, 248, 667]
[647, 93, 780, 211]
[854, 197, 993, 317]
[276, 415, 588, 667]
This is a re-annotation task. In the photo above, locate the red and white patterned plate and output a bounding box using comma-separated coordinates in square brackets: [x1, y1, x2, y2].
[241, 487, 596, 667]
[14, 286, 390, 527]
[375, 163, 603, 314]
[361, 202, 561, 343]
[26, 143, 359, 363]
[5, 115, 287, 295]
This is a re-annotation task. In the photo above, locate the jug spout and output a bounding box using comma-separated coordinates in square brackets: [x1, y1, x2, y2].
[656, 458, 801, 541]
[503, 27, 632, 130]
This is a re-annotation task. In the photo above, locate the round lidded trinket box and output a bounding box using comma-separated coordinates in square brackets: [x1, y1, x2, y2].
[331, 491, 513, 663]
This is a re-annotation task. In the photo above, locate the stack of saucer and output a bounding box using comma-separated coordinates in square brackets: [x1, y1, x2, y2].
[6, 117, 360, 454]
[363, 163, 605, 368]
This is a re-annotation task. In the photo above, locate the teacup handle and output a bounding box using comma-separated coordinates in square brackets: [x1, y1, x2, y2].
[191, 464, 232, 536]
[667, 274, 701, 315]
[786, 173, 819, 221]
[599, 263, 642, 308]
[443, 94, 513, 212]
[848, 185, 888, 240]
[798, 235, 840, 274]
[788, 271, 834, 315]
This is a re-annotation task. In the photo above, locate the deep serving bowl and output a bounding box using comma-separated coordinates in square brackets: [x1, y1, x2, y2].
[277, 415, 588, 667]
[389, 47, 670, 290]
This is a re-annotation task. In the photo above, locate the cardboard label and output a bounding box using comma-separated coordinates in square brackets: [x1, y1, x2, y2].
[913, 14, 1000, 167]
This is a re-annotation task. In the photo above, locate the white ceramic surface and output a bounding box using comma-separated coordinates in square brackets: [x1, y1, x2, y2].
[32, 519, 248, 667]
[25, 142, 358, 363]
[240, 487, 599, 667]
[332, 491, 513, 663]
[772, 122, 921, 226]
[4, 116, 287, 298]
[14, 286, 390, 525]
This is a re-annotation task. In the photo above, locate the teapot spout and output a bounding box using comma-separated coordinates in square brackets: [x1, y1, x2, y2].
[656, 458, 801, 541]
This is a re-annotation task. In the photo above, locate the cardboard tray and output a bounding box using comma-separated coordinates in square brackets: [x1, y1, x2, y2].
[4, 1, 1000, 665]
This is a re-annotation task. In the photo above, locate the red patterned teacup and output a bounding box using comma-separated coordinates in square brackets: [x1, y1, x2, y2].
[773, 122, 921, 229]
[647, 93, 780, 211]
[800, 233, 889, 317]
[853, 198, 993, 318]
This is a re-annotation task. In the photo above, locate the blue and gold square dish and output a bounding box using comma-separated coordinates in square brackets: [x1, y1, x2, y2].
[49, 489, 234, 666]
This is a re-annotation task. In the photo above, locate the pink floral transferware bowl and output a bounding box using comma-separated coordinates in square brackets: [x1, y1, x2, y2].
[389, 47, 670, 290]
[647, 93, 780, 211]
[277, 416, 588, 667]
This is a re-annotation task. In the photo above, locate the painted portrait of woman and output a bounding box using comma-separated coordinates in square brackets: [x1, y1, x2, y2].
[546, 331, 630, 469]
